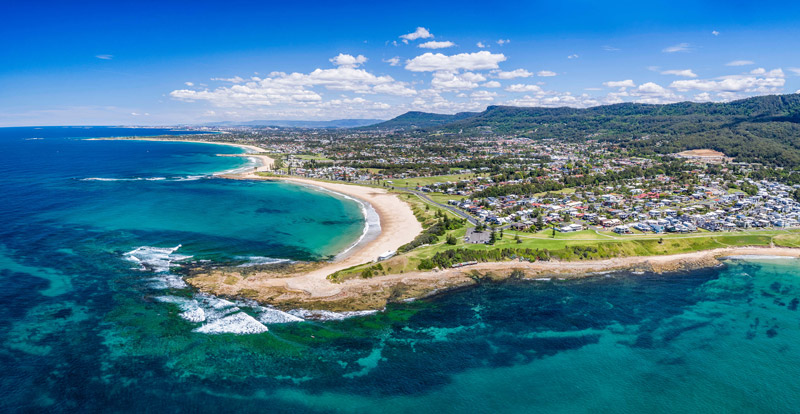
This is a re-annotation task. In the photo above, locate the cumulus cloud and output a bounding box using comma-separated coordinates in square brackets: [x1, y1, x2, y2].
[95, 54, 113, 60]
[329, 54, 367, 68]
[419, 41, 455, 49]
[405, 51, 507, 72]
[505, 84, 544, 93]
[400, 27, 433, 43]
[537, 70, 557, 77]
[476, 42, 486, 48]
[662, 43, 690, 53]
[567, 54, 579, 59]
[787, 68, 800, 75]
[430, 72, 486, 91]
[471, 90, 497, 101]
[726, 60, 754, 66]
[383, 56, 400, 66]
[171, 56, 417, 110]
[496, 39, 510, 45]
[603, 80, 636, 88]
[661, 69, 698, 78]
[492, 69, 532, 79]
[670, 69, 785, 94]
[184, 82, 194, 86]
[482, 81, 501, 88]
[506, 92, 598, 108]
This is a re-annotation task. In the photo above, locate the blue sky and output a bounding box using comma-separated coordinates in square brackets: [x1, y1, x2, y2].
[2, 0, 800, 126]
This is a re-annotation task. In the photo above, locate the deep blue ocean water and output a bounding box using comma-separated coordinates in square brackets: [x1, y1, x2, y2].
[2, 127, 800, 413]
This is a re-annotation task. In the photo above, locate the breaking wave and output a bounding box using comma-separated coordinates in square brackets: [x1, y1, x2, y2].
[124, 245, 192, 273]
[235, 256, 293, 267]
[81, 175, 207, 182]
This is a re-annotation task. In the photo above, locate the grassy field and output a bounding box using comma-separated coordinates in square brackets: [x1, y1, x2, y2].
[380, 173, 480, 188]
[329, 223, 800, 282]
[292, 154, 333, 161]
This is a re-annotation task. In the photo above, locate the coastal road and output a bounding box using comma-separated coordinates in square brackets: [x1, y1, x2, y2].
[400, 188, 479, 225]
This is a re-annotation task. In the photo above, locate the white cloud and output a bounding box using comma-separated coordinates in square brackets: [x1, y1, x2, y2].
[660, 69, 698, 78]
[624, 82, 681, 104]
[693, 92, 713, 102]
[787, 68, 800, 75]
[211, 76, 245, 83]
[419, 41, 455, 49]
[493, 68, 533, 79]
[750, 68, 784, 77]
[670, 69, 785, 94]
[171, 57, 418, 110]
[602, 45, 620, 51]
[537, 70, 557, 77]
[430, 72, 486, 91]
[400, 27, 433, 43]
[329, 53, 367, 68]
[476, 42, 486, 48]
[505, 92, 599, 108]
[383, 56, 400, 66]
[505, 84, 544, 93]
[662, 43, 690, 53]
[95, 54, 113, 60]
[496, 39, 510, 45]
[471, 90, 497, 101]
[405, 51, 507, 72]
[603, 80, 636, 88]
[482, 81, 501, 88]
[184, 82, 194, 87]
[712, 30, 720, 36]
[567, 54, 579, 59]
[726, 60, 754, 66]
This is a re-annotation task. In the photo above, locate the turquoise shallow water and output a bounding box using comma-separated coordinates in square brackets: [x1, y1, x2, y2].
[2, 128, 800, 413]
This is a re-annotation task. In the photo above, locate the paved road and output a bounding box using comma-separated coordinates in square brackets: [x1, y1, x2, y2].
[399, 188, 479, 225]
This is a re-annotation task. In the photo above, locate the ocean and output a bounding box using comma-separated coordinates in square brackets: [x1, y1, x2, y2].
[2, 127, 800, 413]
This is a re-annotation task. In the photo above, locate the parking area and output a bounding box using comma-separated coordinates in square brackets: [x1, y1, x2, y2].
[464, 227, 492, 244]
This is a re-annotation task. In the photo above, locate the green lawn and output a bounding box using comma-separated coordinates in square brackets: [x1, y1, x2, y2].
[331, 227, 800, 282]
[380, 173, 480, 188]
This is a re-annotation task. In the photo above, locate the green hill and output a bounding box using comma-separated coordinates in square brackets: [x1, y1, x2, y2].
[368, 111, 479, 130]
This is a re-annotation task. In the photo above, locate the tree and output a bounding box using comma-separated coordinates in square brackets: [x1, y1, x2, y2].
[446, 234, 457, 245]
[515, 234, 522, 244]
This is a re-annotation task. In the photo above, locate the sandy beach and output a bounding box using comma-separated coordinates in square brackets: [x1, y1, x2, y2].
[217, 174, 424, 297]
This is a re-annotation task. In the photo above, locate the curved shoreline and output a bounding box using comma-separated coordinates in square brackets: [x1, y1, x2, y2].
[86, 137, 408, 270]
[217, 174, 424, 297]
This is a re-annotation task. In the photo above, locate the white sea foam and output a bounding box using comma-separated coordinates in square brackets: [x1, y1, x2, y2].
[193, 312, 269, 334]
[299, 185, 381, 261]
[255, 306, 305, 324]
[288, 309, 379, 321]
[235, 256, 292, 267]
[82, 175, 208, 182]
[180, 308, 206, 323]
[124, 245, 192, 273]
